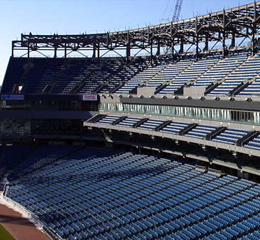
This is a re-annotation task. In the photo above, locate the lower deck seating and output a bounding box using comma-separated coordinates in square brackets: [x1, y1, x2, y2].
[184, 125, 217, 139]
[244, 135, 260, 150]
[212, 128, 249, 145]
[159, 121, 190, 134]
[137, 119, 165, 130]
[3, 146, 260, 240]
[117, 117, 143, 128]
[97, 115, 122, 124]
[0, 145, 35, 178]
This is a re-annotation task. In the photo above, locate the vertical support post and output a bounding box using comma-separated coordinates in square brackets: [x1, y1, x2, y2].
[222, 9, 226, 57]
[171, 21, 175, 58]
[54, 47, 57, 58]
[126, 31, 131, 62]
[231, 29, 236, 48]
[64, 42, 67, 59]
[97, 42, 100, 59]
[171, 38, 175, 59]
[150, 40, 153, 58]
[126, 43, 131, 62]
[195, 17, 199, 60]
[179, 36, 184, 54]
[150, 39, 153, 64]
[12, 41, 14, 58]
[157, 39, 160, 56]
[204, 33, 209, 52]
[92, 42, 96, 58]
[149, 27, 153, 63]
[27, 41, 30, 58]
[252, 1, 257, 55]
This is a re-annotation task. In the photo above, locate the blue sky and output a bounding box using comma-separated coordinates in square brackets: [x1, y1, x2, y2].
[0, 0, 254, 85]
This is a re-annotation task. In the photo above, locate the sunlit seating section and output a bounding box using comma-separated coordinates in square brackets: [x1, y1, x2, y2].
[159, 121, 190, 134]
[244, 134, 260, 150]
[207, 54, 260, 95]
[117, 117, 143, 128]
[146, 60, 192, 88]
[194, 54, 247, 88]
[96, 115, 122, 124]
[158, 56, 219, 95]
[184, 125, 217, 139]
[237, 75, 260, 96]
[212, 128, 249, 144]
[137, 119, 165, 131]
[116, 64, 166, 94]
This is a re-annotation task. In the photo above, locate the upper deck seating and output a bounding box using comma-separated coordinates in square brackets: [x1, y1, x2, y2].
[157, 56, 219, 95]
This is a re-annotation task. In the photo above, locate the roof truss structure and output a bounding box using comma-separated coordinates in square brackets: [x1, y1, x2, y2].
[12, 1, 260, 59]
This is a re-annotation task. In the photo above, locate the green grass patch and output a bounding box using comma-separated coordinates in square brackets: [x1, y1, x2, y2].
[0, 224, 15, 240]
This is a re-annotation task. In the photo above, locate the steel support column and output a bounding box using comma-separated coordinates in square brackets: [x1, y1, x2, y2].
[171, 22, 175, 57]
[64, 43, 67, 59]
[204, 33, 209, 52]
[54, 46, 57, 58]
[196, 17, 199, 60]
[27, 41, 30, 58]
[11, 41, 14, 58]
[157, 40, 161, 56]
[97, 42, 100, 59]
[126, 31, 131, 62]
[92, 42, 96, 58]
[180, 37, 184, 54]
[252, 1, 257, 55]
[222, 9, 227, 57]
[231, 29, 236, 48]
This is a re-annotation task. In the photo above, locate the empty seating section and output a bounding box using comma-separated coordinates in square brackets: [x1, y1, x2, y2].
[117, 117, 143, 128]
[97, 115, 121, 124]
[8, 145, 78, 181]
[244, 135, 260, 150]
[194, 54, 247, 87]
[51, 61, 87, 94]
[158, 57, 219, 95]
[238, 75, 260, 96]
[99, 60, 147, 93]
[0, 145, 35, 177]
[0, 58, 33, 94]
[159, 121, 190, 134]
[212, 128, 249, 145]
[77, 59, 125, 94]
[146, 60, 191, 88]
[1, 58, 148, 95]
[93, 115, 257, 147]
[184, 125, 217, 139]
[116, 64, 165, 94]
[4, 146, 260, 239]
[137, 119, 165, 130]
[208, 54, 260, 95]
[4, 50, 260, 96]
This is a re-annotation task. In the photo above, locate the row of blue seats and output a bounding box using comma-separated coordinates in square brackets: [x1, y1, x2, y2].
[5, 146, 260, 240]
[95, 115, 255, 147]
